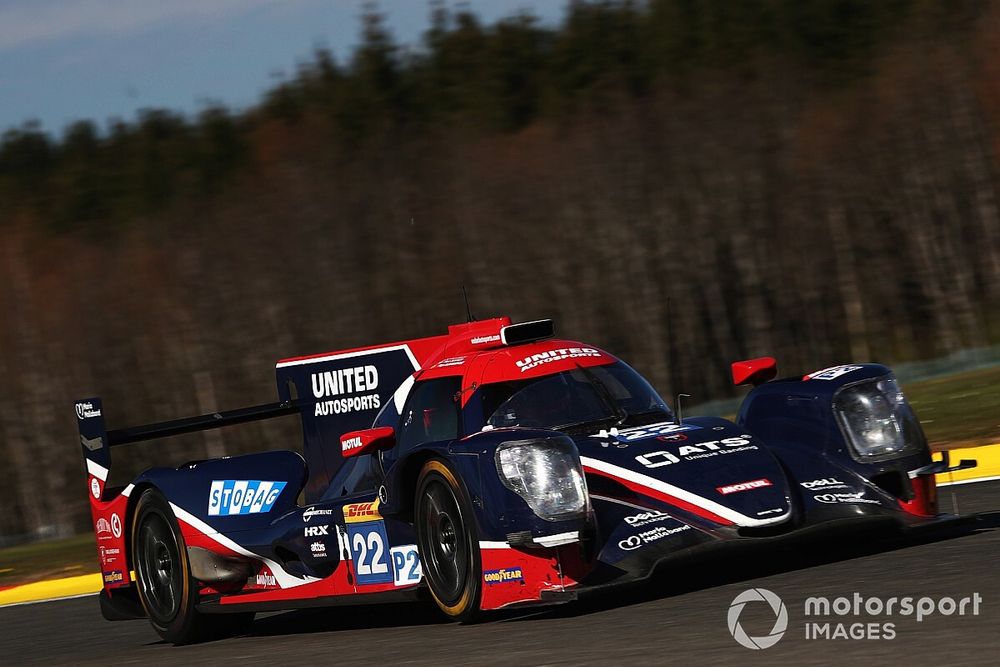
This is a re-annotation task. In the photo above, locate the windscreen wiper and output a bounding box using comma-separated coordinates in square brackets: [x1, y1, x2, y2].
[575, 364, 627, 427]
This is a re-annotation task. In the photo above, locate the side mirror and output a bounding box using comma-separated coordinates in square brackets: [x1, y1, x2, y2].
[731, 357, 777, 386]
[340, 427, 395, 458]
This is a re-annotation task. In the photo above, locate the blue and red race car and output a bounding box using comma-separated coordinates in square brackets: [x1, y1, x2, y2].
[76, 317, 976, 643]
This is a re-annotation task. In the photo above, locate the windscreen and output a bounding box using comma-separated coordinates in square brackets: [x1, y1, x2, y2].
[480, 361, 673, 432]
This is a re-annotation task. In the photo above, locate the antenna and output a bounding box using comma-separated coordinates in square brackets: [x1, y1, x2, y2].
[462, 285, 475, 323]
[675, 393, 691, 424]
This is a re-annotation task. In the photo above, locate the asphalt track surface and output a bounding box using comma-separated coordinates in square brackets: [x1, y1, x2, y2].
[4, 482, 1000, 666]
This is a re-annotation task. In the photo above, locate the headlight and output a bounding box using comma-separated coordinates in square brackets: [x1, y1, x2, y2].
[834, 376, 925, 460]
[495, 437, 588, 521]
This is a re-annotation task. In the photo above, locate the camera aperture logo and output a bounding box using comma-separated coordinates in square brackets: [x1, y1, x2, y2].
[728, 589, 983, 649]
[727, 588, 788, 650]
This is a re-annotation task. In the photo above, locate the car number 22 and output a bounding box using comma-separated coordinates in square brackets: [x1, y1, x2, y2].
[347, 521, 393, 585]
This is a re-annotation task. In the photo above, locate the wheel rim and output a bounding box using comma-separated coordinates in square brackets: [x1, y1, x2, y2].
[136, 511, 182, 623]
[421, 479, 468, 605]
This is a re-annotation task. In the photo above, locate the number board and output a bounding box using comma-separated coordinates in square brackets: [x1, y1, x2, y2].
[342, 499, 393, 585]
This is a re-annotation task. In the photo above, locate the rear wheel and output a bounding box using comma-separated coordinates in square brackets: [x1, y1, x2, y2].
[414, 459, 482, 622]
[132, 489, 253, 644]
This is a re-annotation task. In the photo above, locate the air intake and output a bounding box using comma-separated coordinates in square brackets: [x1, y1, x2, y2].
[500, 319, 554, 345]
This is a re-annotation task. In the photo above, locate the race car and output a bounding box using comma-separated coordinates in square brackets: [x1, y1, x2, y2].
[76, 316, 977, 643]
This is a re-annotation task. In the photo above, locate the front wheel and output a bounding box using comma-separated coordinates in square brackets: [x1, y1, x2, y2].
[132, 488, 253, 643]
[414, 459, 482, 622]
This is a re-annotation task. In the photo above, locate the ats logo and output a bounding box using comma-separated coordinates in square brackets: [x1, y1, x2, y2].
[483, 567, 524, 585]
[343, 499, 381, 524]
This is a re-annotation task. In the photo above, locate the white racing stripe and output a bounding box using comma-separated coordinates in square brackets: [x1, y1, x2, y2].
[86, 459, 108, 482]
[581, 457, 791, 528]
[275, 344, 420, 370]
[479, 541, 510, 549]
[169, 502, 320, 590]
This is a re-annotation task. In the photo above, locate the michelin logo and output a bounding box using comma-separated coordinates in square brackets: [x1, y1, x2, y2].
[208, 480, 287, 516]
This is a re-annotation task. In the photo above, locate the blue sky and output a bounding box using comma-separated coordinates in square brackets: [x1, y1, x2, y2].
[0, 1, 567, 137]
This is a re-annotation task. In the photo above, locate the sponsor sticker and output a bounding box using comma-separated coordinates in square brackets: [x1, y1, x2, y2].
[618, 524, 691, 551]
[390, 545, 422, 587]
[90, 478, 101, 499]
[471, 335, 501, 345]
[98, 546, 121, 566]
[806, 365, 863, 381]
[249, 570, 278, 588]
[483, 567, 524, 585]
[305, 525, 329, 537]
[95, 517, 111, 535]
[624, 509, 673, 528]
[75, 401, 102, 420]
[616, 422, 702, 442]
[341, 435, 364, 453]
[303, 507, 334, 522]
[110, 513, 122, 538]
[208, 480, 287, 516]
[801, 478, 849, 490]
[311, 365, 381, 417]
[343, 500, 381, 524]
[635, 436, 755, 468]
[515, 347, 603, 373]
[103, 570, 123, 585]
[717, 479, 772, 495]
[813, 492, 881, 505]
[310, 541, 327, 557]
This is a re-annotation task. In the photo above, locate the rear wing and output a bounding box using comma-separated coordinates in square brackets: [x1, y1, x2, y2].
[75, 397, 298, 501]
[75, 396, 300, 595]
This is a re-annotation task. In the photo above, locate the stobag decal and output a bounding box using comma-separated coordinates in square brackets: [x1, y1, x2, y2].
[208, 480, 287, 516]
[635, 436, 756, 469]
[515, 347, 602, 373]
[717, 479, 772, 495]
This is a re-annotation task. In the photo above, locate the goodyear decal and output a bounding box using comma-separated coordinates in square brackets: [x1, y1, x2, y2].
[483, 567, 524, 585]
[208, 480, 287, 516]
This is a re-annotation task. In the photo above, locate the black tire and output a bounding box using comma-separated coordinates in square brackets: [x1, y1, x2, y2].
[132, 488, 253, 644]
[414, 459, 482, 622]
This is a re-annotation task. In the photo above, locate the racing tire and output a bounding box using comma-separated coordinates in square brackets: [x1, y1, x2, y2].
[414, 459, 482, 623]
[132, 488, 254, 644]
